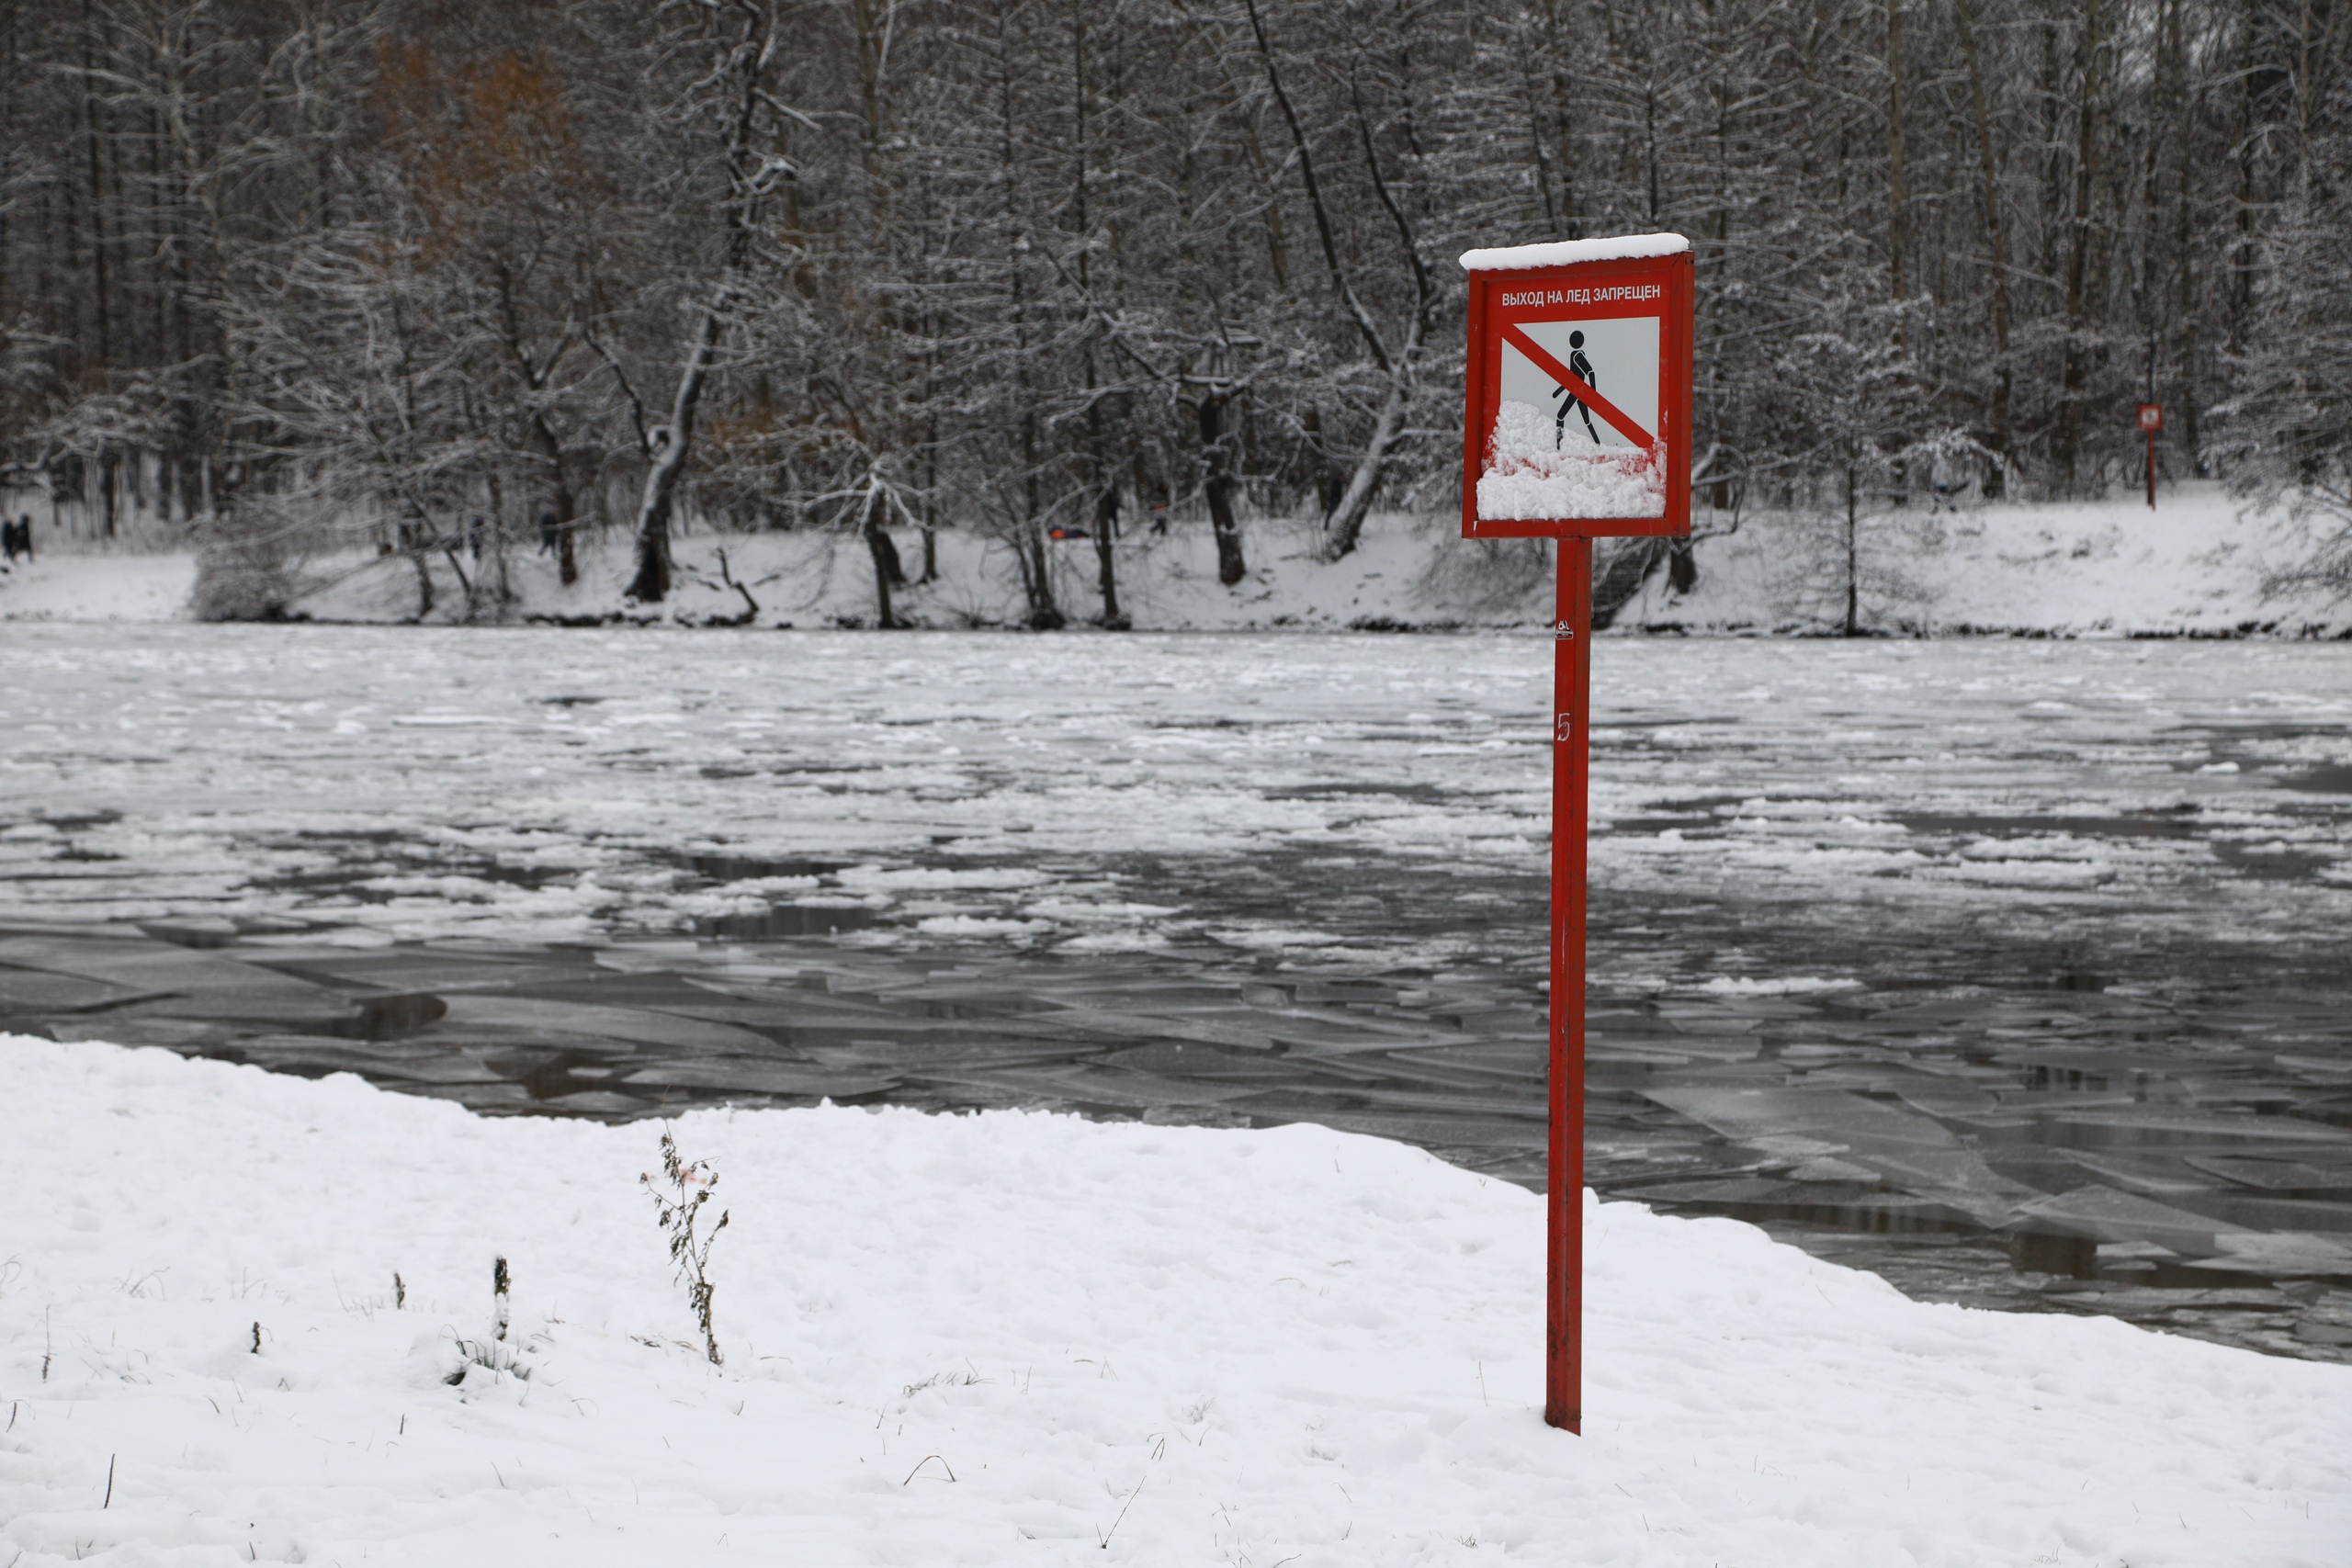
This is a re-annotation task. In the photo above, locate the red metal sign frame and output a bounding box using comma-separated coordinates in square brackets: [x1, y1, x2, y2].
[1462, 251, 1695, 540]
[1456, 241, 1694, 1437]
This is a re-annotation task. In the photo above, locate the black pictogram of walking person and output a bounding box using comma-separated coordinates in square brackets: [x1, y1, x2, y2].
[1551, 331, 1599, 449]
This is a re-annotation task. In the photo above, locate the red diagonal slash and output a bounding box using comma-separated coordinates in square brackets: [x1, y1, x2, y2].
[1500, 321, 1655, 449]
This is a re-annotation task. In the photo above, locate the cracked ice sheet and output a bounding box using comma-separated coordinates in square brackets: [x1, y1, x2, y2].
[2, 1033, 2347, 1568]
[0, 626, 2346, 959]
[1643, 1085, 2038, 1224]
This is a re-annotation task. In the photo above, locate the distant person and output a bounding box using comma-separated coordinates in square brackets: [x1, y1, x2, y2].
[537, 505, 561, 555]
[5, 513, 31, 562]
[1551, 330, 1599, 448]
[469, 516, 486, 560]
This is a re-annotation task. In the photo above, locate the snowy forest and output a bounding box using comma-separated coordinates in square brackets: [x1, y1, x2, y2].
[0, 0, 2346, 622]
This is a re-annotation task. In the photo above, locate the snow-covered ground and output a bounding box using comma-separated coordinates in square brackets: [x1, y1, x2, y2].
[0, 549, 196, 623]
[1619, 482, 2352, 637]
[4, 484, 2346, 636]
[4, 1033, 2346, 1567]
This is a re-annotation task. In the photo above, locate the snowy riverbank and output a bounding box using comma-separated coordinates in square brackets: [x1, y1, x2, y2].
[3, 1034, 2346, 1566]
[2, 484, 2345, 636]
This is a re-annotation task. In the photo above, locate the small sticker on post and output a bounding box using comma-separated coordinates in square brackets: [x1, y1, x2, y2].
[1555, 620, 1576, 639]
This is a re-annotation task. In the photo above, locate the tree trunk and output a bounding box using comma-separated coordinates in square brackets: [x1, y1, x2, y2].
[520, 406, 581, 587]
[626, 293, 726, 604]
[1092, 483, 1125, 628]
[442, 540, 476, 621]
[1955, 0, 2014, 495]
[1247, 0, 1430, 565]
[862, 491, 899, 628]
[1197, 392, 1246, 587]
[1319, 371, 1410, 560]
[1886, 0, 1907, 308]
[1843, 465, 1860, 637]
[921, 414, 940, 582]
[2054, 0, 2105, 495]
[1303, 405, 1344, 518]
[487, 472, 512, 608]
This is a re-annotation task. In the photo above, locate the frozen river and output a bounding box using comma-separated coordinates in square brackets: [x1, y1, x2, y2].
[3, 624, 2348, 1356]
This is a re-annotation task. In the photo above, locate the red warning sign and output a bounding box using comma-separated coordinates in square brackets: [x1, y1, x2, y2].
[1461, 238, 1694, 539]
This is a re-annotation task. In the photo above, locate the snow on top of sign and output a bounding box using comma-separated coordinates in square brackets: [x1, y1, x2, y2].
[1459, 232, 1690, 272]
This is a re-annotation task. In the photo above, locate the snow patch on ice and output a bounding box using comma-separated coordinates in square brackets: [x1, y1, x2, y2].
[1699, 975, 1865, 996]
[911, 914, 1054, 937]
[1208, 925, 1345, 950]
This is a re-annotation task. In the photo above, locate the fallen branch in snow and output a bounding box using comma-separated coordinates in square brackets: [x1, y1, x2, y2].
[713, 547, 761, 624]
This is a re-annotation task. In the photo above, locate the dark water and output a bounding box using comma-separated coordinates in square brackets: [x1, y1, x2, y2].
[5, 841, 2346, 1362]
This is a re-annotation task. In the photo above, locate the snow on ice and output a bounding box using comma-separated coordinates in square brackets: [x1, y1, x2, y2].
[2, 627, 2345, 959]
[2, 1034, 2346, 1566]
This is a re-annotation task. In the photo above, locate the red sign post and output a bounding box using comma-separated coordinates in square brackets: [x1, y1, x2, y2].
[2139, 403, 2162, 509]
[1458, 234, 1695, 1434]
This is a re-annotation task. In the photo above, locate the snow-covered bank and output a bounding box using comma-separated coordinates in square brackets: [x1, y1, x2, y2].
[0, 550, 196, 623]
[4, 1035, 2346, 1566]
[1620, 481, 2352, 637]
[4, 483, 2345, 636]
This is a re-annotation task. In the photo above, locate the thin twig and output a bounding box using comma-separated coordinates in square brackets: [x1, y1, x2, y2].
[900, 1453, 956, 1485]
[1098, 1476, 1143, 1550]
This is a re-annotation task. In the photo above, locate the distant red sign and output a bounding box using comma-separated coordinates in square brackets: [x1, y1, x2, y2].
[1461, 241, 1694, 540]
[2139, 403, 2163, 433]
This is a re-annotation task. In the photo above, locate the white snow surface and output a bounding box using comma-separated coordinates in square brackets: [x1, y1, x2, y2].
[1459, 233, 1690, 271]
[3, 1035, 2346, 1567]
[0, 549, 195, 622]
[1623, 480, 2352, 636]
[1478, 402, 1668, 520]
